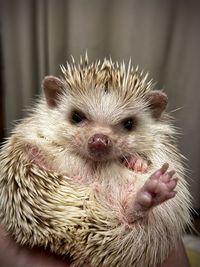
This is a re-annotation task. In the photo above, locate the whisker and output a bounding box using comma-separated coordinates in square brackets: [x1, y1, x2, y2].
[121, 154, 130, 165]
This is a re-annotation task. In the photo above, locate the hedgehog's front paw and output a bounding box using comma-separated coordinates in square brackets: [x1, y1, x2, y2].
[126, 163, 178, 223]
[122, 156, 148, 173]
[135, 163, 177, 210]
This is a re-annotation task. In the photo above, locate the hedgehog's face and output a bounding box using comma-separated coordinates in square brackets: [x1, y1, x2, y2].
[42, 75, 168, 163]
[66, 107, 149, 162]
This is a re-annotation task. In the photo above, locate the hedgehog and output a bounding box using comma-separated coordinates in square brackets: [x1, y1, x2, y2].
[0, 54, 191, 267]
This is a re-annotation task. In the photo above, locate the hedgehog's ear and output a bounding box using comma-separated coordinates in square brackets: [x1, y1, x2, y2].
[42, 76, 65, 108]
[146, 90, 168, 118]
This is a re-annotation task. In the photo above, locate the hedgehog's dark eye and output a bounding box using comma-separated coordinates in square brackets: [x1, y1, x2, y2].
[71, 110, 86, 124]
[122, 118, 135, 131]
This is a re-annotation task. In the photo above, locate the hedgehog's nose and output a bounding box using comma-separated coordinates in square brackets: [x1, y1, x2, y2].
[88, 133, 112, 160]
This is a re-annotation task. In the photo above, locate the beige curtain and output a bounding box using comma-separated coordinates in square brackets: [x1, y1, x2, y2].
[1, 0, 200, 209]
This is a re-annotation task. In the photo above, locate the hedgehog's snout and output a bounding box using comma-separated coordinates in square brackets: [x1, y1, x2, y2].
[88, 133, 112, 160]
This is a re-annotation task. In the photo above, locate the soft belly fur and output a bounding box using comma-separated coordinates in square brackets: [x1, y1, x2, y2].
[0, 134, 191, 267]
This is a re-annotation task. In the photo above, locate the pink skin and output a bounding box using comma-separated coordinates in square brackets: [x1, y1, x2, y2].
[125, 162, 178, 223]
[124, 157, 148, 173]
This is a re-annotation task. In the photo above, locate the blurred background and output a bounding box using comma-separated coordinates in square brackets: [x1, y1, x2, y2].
[0, 0, 200, 259]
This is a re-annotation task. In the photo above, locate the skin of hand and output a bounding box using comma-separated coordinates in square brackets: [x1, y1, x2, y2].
[158, 239, 190, 267]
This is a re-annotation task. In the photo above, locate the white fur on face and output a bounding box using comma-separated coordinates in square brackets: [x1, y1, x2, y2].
[38, 87, 155, 163]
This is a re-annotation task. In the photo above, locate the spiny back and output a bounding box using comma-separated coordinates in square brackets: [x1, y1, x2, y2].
[60, 54, 153, 102]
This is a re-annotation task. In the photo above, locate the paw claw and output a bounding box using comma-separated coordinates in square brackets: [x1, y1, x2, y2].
[160, 163, 169, 174]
